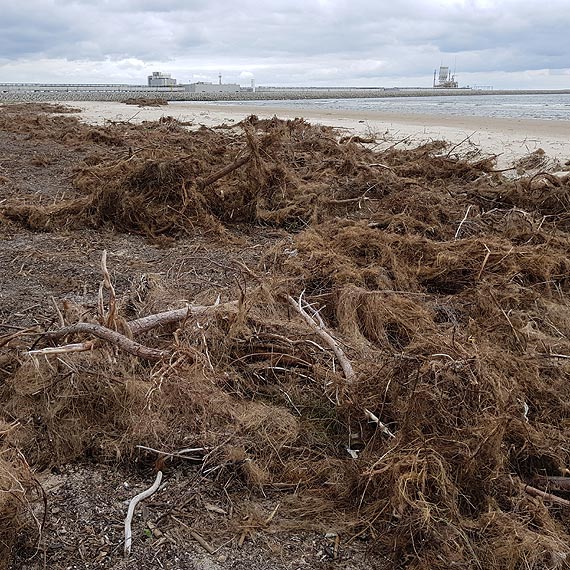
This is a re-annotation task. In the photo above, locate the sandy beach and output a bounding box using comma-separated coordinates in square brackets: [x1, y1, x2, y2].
[70, 100, 570, 170]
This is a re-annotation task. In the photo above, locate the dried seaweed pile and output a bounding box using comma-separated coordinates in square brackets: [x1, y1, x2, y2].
[1, 105, 570, 569]
[123, 97, 169, 107]
[1, 113, 499, 235]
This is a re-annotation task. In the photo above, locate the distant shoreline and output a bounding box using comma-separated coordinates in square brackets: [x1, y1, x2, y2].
[1, 84, 570, 103]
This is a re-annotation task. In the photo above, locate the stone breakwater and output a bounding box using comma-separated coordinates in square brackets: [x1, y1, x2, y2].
[1, 85, 569, 103]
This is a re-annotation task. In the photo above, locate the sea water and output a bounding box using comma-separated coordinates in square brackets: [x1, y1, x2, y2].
[202, 93, 570, 121]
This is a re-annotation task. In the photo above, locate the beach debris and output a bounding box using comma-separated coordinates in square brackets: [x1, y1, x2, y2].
[124, 470, 163, 557]
[1, 104, 570, 570]
[123, 97, 169, 107]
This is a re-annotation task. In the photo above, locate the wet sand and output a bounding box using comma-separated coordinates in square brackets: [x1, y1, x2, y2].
[71, 100, 570, 169]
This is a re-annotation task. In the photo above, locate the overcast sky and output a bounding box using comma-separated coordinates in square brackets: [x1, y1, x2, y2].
[1, 0, 568, 89]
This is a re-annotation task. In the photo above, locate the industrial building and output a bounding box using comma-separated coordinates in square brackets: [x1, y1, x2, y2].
[184, 82, 240, 94]
[184, 74, 240, 94]
[433, 66, 458, 89]
[147, 72, 177, 87]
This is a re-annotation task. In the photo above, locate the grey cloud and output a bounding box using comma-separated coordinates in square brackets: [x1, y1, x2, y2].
[0, 0, 568, 88]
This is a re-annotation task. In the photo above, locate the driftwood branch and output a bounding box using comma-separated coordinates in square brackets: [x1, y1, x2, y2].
[31, 245, 240, 361]
[287, 294, 356, 383]
[124, 471, 163, 557]
[532, 476, 570, 490]
[198, 152, 252, 189]
[524, 484, 570, 508]
[42, 323, 168, 360]
[35, 254, 355, 373]
[128, 301, 237, 335]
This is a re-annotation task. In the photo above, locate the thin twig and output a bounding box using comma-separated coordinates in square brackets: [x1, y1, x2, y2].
[537, 353, 570, 360]
[28, 341, 95, 356]
[324, 194, 372, 205]
[454, 204, 473, 240]
[0, 326, 40, 348]
[476, 244, 492, 281]
[489, 166, 516, 173]
[364, 408, 395, 438]
[99, 250, 117, 327]
[489, 290, 524, 351]
[198, 152, 252, 190]
[446, 131, 477, 157]
[170, 516, 217, 554]
[0, 324, 35, 330]
[51, 297, 65, 328]
[264, 503, 280, 524]
[368, 163, 395, 172]
[136, 444, 207, 460]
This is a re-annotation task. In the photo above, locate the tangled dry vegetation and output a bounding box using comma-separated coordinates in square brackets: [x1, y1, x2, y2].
[1, 103, 570, 569]
[123, 97, 169, 107]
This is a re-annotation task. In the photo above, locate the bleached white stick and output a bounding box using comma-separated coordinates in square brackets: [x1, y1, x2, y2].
[364, 408, 395, 438]
[28, 342, 94, 356]
[454, 204, 473, 240]
[287, 294, 356, 383]
[124, 471, 163, 557]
